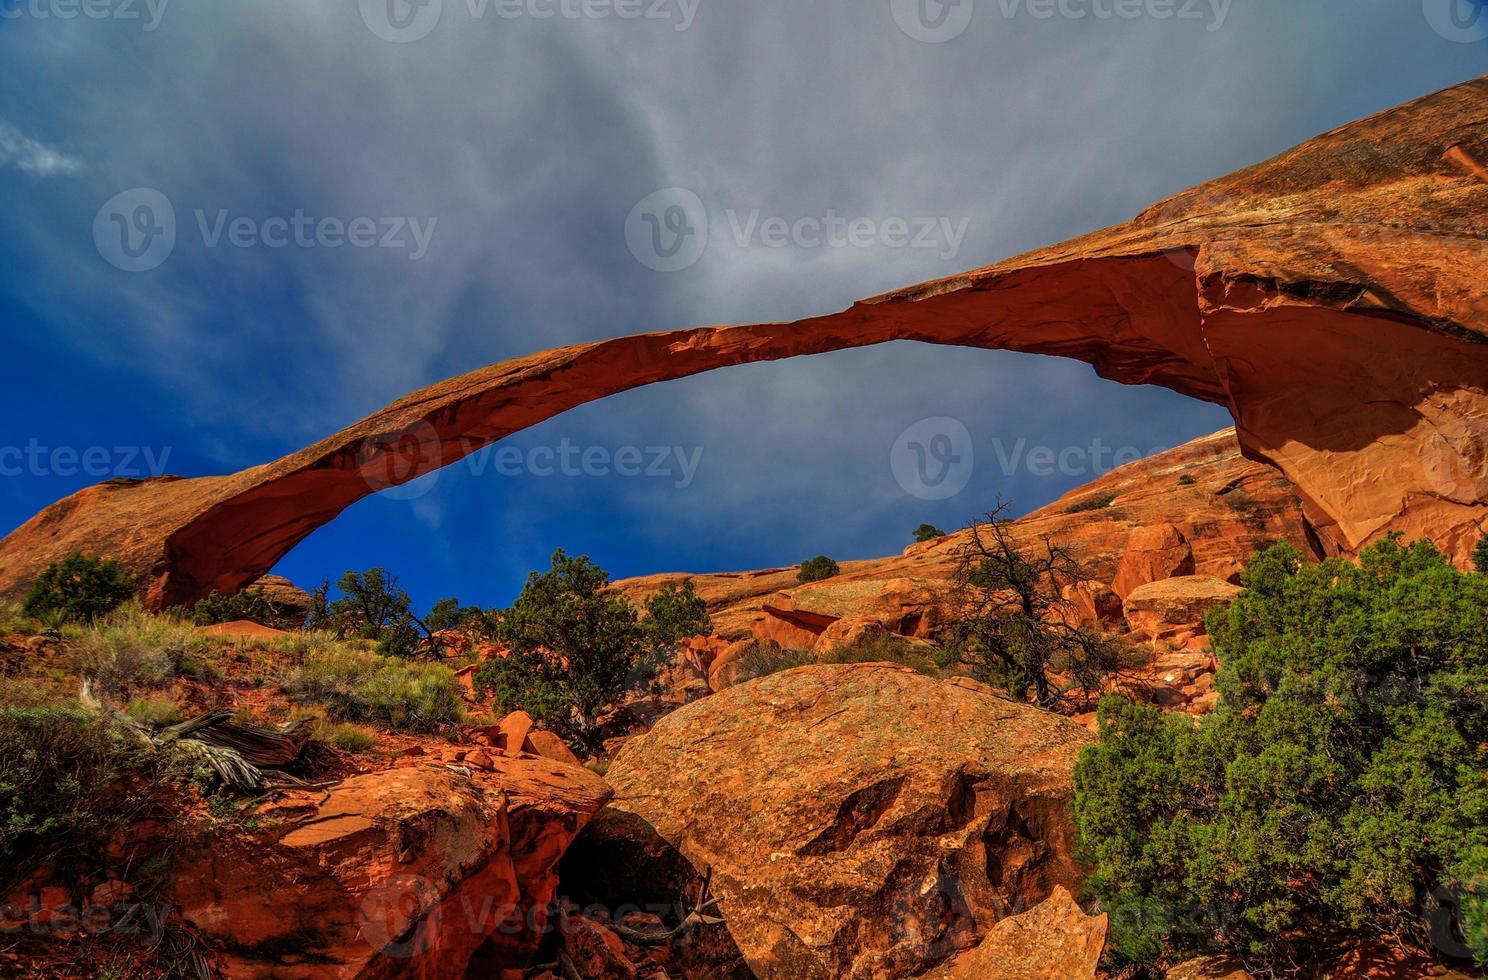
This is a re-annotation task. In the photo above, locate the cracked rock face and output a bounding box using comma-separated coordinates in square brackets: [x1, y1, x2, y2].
[600, 663, 1091, 979]
[2, 78, 1486, 607]
[168, 757, 611, 979]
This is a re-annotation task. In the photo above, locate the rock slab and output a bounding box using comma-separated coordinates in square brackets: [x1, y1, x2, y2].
[602, 663, 1091, 979]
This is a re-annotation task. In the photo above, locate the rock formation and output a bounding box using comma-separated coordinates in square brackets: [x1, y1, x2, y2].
[926, 886, 1106, 980]
[1123, 575, 1243, 641]
[169, 755, 611, 978]
[2, 78, 1485, 608]
[598, 663, 1092, 979]
[617, 427, 1318, 648]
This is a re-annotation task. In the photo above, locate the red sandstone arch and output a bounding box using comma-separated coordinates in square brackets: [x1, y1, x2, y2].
[3, 78, 1487, 609]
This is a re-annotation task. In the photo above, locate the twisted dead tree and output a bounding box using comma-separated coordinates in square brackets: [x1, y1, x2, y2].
[949, 499, 1135, 710]
[83, 681, 315, 791]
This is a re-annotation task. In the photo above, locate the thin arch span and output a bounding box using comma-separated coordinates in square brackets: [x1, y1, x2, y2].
[2, 77, 1486, 607]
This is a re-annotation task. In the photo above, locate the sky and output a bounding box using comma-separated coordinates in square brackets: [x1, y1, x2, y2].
[0, 1, 1484, 609]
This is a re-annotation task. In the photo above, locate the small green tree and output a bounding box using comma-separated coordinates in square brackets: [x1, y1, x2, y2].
[949, 501, 1129, 708]
[633, 579, 714, 688]
[641, 578, 712, 649]
[324, 569, 443, 658]
[914, 523, 946, 543]
[797, 555, 840, 584]
[1074, 538, 1488, 969]
[187, 586, 301, 630]
[23, 555, 134, 623]
[473, 550, 646, 752]
[425, 597, 490, 635]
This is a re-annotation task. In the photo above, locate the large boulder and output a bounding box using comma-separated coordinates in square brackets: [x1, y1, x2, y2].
[171, 756, 611, 978]
[810, 616, 891, 655]
[1112, 523, 1196, 600]
[1124, 575, 1243, 639]
[248, 574, 314, 625]
[601, 663, 1091, 979]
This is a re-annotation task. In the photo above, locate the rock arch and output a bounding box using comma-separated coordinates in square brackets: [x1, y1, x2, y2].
[3, 78, 1486, 608]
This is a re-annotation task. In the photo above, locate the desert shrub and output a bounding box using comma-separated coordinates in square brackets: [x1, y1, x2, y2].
[324, 723, 377, 753]
[124, 695, 185, 728]
[356, 660, 464, 732]
[261, 630, 343, 660]
[1475, 533, 1488, 575]
[76, 604, 216, 692]
[288, 645, 462, 733]
[474, 554, 716, 751]
[1073, 539, 1488, 968]
[187, 586, 300, 630]
[0, 603, 45, 636]
[474, 550, 649, 752]
[319, 568, 447, 658]
[641, 579, 713, 647]
[949, 502, 1131, 708]
[0, 698, 146, 879]
[628, 579, 716, 692]
[914, 524, 946, 544]
[282, 705, 374, 751]
[727, 640, 806, 684]
[797, 556, 840, 584]
[1177, 474, 1197, 486]
[425, 597, 492, 636]
[23, 554, 134, 623]
[816, 632, 944, 676]
[1064, 493, 1117, 514]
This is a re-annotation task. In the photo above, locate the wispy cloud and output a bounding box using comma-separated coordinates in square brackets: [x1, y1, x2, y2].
[0, 121, 82, 177]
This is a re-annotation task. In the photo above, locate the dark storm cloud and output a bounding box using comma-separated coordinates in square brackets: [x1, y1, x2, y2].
[0, 0, 1482, 598]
